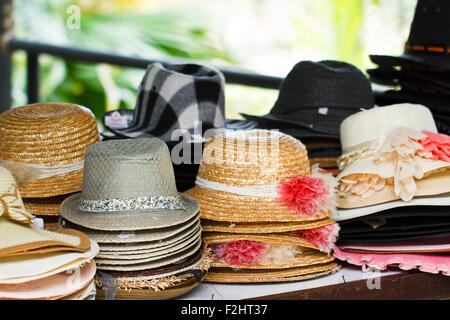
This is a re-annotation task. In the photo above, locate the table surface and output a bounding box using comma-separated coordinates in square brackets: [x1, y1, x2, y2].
[179, 263, 450, 300]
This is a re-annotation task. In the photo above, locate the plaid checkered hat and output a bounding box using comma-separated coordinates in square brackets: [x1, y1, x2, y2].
[106, 63, 226, 142]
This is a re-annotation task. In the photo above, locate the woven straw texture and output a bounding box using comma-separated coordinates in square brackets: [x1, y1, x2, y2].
[96, 239, 202, 271]
[202, 232, 319, 250]
[201, 217, 335, 233]
[59, 213, 200, 244]
[96, 230, 202, 260]
[204, 262, 341, 283]
[60, 138, 200, 231]
[185, 130, 331, 222]
[210, 247, 335, 269]
[23, 194, 72, 216]
[0, 103, 100, 198]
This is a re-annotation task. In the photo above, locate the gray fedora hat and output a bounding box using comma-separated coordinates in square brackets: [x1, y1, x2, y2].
[60, 138, 199, 231]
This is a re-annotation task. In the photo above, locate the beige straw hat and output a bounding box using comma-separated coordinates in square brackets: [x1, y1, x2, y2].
[0, 103, 100, 198]
[60, 138, 199, 231]
[205, 262, 341, 283]
[185, 130, 336, 222]
[23, 194, 72, 216]
[334, 104, 450, 219]
[95, 247, 213, 300]
[201, 217, 335, 234]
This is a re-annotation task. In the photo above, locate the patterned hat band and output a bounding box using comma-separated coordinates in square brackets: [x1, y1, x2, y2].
[79, 195, 186, 213]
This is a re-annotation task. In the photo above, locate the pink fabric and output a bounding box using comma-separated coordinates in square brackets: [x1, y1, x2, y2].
[277, 175, 329, 217]
[419, 130, 450, 162]
[338, 235, 450, 253]
[298, 223, 340, 254]
[213, 240, 267, 267]
[334, 246, 450, 276]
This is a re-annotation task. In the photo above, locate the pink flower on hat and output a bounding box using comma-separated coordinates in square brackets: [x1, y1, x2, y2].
[419, 130, 450, 163]
[213, 240, 267, 266]
[297, 223, 340, 254]
[277, 176, 329, 216]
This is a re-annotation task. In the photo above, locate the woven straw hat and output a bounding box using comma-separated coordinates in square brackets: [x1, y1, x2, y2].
[185, 130, 333, 222]
[59, 213, 200, 244]
[95, 247, 212, 300]
[23, 194, 72, 216]
[335, 104, 450, 216]
[60, 138, 199, 231]
[0, 240, 98, 284]
[205, 262, 341, 283]
[0, 103, 100, 198]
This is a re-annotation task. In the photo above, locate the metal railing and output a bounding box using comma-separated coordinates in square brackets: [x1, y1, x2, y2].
[0, 0, 283, 113]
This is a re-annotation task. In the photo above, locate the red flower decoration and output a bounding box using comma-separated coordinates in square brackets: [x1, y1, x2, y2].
[277, 176, 329, 216]
[213, 240, 267, 266]
[419, 130, 450, 163]
[297, 223, 340, 253]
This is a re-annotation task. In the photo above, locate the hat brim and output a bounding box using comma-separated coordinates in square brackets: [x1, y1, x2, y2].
[60, 193, 200, 231]
[95, 231, 201, 261]
[370, 53, 450, 71]
[202, 232, 319, 250]
[201, 218, 335, 234]
[59, 213, 200, 244]
[185, 186, 330, 223]
[204, 262, 341, 283]
[240, 113, 341, 140]
[209, 247, 335, 270]
[96, 238, 202, 271]
[336, 157, 450, 211]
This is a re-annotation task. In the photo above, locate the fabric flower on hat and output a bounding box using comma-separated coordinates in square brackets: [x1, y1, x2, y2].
[418, 130, 450, 163]
[297, 223, 340, 254]
[213, 240, 267, 267]
[277, 165, 337, 217]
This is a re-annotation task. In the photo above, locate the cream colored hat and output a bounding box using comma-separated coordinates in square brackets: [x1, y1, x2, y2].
[334, 104, 450, 218]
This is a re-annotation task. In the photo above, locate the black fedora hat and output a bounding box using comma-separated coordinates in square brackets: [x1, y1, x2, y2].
[240, 60, 374, 139]
[370, 0, 450, 71]
[367, 68, 450, 94]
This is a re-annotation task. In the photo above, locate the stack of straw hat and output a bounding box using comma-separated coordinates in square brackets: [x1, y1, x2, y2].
[185, 130, 341, 283]
[332, 104, 450, 275]
[0, 166, 99, 300]
[59, 138, 212, 300]
[0, 103, 100, 231]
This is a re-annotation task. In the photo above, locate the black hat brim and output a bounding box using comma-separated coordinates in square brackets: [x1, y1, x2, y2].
[370, 52, 450, 71]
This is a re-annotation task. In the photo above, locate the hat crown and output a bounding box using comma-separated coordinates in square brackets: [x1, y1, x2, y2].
[128, 62, 225, 142]
[197, 130, 310, 186]
[406, 0, 450, 48]
[270, 60, 374, 115]
[0, 103, 99, 166]
[340, 104, 438, 154]
[81, 138, 178, 200]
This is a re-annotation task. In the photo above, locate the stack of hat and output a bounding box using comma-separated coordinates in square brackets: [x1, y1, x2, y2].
[0, 166, 99, 300]
[58, 138, 212, 299]
[332, 104, 450, 275]
[241, 60, 375, 171]
[0, 103, 100, 231]
[185, 130, 341, 283]
[101, 62, 228, 192]
[369, 0, 450, 135]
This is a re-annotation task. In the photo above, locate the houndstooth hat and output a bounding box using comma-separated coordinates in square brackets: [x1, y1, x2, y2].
[105, 63, 226, 143]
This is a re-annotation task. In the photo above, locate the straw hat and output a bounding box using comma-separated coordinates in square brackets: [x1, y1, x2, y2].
[334, 104, 450, 219]
[95, 247, 213, 300]
[60, 138, 199, 231]
[205, 262, 341, 283]
[0, 103, 100, 198]
[0, 259, 96, 300]
[185, 130, 336, 222]
[23, 194, 72, 216]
